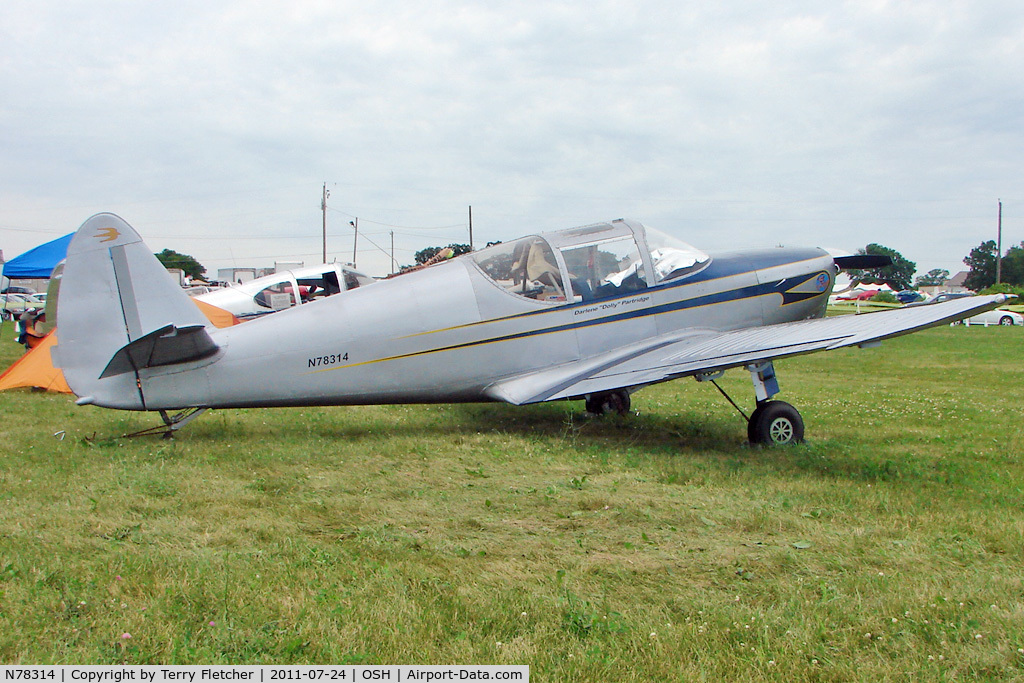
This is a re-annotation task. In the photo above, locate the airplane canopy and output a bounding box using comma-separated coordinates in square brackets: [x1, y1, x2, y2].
[469, 219, 711, 304]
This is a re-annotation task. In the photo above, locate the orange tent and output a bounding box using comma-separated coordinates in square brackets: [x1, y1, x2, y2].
[193, 299, 240, 329]
[1, 300, 239, 393]
[0, 330, 70, 392]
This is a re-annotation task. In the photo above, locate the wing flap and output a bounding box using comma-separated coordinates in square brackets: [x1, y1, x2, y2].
[487, 294, 1012, 405]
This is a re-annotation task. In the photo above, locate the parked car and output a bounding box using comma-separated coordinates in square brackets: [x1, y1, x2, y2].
[2, 293, 44, 321]
[906, 291, 974, 308]
[836, 289, 879, 301]
[1, 286, 36, 296]
[960, 309, 1024, 326]
[895, 290, 924, 304]
[932, 292, 973, 304]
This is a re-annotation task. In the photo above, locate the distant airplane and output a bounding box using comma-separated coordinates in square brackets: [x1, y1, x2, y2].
[53, 213, 1010, 444]
[196, 263, 376, 320]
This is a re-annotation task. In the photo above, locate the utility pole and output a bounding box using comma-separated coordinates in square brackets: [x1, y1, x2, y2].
[468, 205, 473, 250]
[996, 199, 1003, 284]
[321, 183, 329, 263]
[390, 230, 395, 275]
[349, 218, 359, 267]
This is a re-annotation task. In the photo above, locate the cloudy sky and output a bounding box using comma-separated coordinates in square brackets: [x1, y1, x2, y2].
[2, 1, 1022, 279]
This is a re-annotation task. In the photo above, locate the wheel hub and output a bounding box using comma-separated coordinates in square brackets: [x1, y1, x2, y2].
[768, 417, 794, 444]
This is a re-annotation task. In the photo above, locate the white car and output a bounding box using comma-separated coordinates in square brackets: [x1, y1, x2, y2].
[962, 309, 1023, 326]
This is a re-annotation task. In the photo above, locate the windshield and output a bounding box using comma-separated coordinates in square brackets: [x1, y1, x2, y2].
[644, 227, 710, 282]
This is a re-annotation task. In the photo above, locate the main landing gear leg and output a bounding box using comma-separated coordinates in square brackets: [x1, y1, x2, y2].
[698, 363, 803, 445]
[744, 361, 803, 446]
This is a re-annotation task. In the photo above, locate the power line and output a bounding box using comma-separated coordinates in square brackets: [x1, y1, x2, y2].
[325, 206, 465, 231]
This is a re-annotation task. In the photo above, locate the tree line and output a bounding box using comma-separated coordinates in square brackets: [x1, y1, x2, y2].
[961, 240, 1024, 291]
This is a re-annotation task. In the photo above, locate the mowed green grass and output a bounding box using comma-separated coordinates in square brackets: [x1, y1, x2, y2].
[1, 320, 1022, 679]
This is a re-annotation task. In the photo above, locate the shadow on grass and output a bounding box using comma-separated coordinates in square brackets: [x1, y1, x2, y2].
[78, 398, 970, 487]
[196, 400, 752, 454]
[83, 397, 749, 455]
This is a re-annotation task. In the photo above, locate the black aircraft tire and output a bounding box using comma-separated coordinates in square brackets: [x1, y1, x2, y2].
[748, 400, 804, 446]
[585, 391, 631, 416]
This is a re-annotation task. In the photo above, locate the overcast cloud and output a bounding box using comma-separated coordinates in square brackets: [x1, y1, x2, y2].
[2, 0, 1022, 278]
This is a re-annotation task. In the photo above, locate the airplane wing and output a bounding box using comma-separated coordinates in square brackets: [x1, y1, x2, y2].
[485, 294, 1013, 405]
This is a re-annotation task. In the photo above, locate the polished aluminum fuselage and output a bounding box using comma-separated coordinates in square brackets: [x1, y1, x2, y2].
[131, 246, 834, 410]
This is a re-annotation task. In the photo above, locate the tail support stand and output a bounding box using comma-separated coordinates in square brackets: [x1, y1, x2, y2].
[121, 407, 208, 439]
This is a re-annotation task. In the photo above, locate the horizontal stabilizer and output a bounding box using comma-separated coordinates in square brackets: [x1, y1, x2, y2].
[833, 254, 892, 270]
[100, 324, 219, 379]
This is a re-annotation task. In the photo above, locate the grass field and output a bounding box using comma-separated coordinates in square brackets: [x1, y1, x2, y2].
[1, 320, 1023, 679]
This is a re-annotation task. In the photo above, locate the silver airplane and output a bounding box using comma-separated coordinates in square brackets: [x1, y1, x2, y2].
[53, 213, 1010, 444]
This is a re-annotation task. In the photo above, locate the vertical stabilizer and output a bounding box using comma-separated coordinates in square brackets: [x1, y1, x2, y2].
[53, 213, 214, 409]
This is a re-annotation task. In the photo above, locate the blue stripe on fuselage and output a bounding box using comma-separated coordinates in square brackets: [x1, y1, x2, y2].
[468, 270, 821, 346]
[326, 254, 829, 371]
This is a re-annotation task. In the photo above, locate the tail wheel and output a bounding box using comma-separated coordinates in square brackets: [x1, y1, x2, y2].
[748, 400, 804, 445]
[585, 390, 631, 416]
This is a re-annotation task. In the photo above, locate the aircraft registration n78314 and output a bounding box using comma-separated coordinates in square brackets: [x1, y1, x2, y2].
[53, 213, 1011, 444]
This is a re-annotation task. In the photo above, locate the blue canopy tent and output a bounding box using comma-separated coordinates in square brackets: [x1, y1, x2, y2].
[2, 232, 72, 338]
[2, 233, 73, 280]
